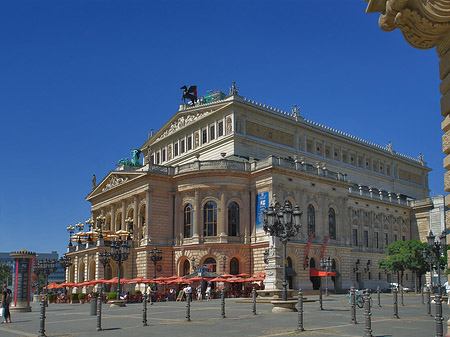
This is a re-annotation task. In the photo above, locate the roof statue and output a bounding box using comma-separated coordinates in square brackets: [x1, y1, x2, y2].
[118, 149, 142, 167]
[229, 81, 239, 96]
[180, 85, 197, 106]
[92, 174, 96, 190]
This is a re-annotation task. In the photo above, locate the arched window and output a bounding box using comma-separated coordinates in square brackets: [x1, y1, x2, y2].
[184, 204, 193, 238]
[204, 257, 216, 272]
[329, 208, 336, 240]
[230, 258, 239, 275]
[203, 201, 217, 236]
[183, 260, 190, 276]
[307, 205, 315, 236]
[228, 202, 240, 236]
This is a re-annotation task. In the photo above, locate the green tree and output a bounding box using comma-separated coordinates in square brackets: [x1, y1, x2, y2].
[405, 239, 429, 290]
[379, 240, 411, 287]
[0, 264, 12, 285]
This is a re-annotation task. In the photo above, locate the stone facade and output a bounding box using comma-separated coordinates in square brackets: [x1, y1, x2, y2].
[66, 90, 433, 292]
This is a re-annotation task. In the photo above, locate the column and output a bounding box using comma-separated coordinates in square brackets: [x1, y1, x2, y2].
[111, 205, 115, 232]
[219, 188, 227, 239]
[121, 201, 126, 230]
[145, 190, 151, 243]
[193, 189, 200, 240]
[242, 190, 250, 243]
[133, 196, 139, 239]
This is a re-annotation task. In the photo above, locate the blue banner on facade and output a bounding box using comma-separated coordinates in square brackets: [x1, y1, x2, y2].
[256, 192, 269, 229]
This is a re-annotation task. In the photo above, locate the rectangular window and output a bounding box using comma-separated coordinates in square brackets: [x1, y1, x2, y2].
[402, 235, 406, 241]
[394, 234, 398, 241]
[202, 129, 207, 144]
[181, 139, 185, 153]
[174, 143, 179, 156]
[374, 232, 379, 249]
[218, 121, 224, 136]
[210, 125, 215, 140]
[364, 230, 369, 247]
[352, 229, 358, 247]
[150, 155, 154, 164]
[187, 136, 192, 150]
[156, 152, 160, 164]
[385, 233, 388, 247]
[162, 149, 166, 162]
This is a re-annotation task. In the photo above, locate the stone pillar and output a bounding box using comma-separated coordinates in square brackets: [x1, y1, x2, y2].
[193, 188, 201, 241]
[144, 190, 151, 243]
[263, 237, 283, 292]
[242, 190, 250, 243]
[10, 249, 35, 312]
[133, 196, 139, 239]
[111, 205, 115, 232]
[121, 201, 126, 231]
[219, 188, 227, 240]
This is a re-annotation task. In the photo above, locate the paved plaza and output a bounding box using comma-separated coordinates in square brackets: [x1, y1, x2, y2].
[0, 293, 448, 337]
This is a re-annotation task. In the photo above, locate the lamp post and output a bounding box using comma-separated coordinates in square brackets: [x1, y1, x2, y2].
[110, 240, 130, 301]
[223, 256, 227, 272]
[86, 218, 94, 232]
[98, 251, 111, 293]
[423, 230, 447, 337]
[263, 200, 302, 301]
[33, 259, 58, 302]
[66, 225, 75, 247]
[125, 217, 134, 235]
[59, 254, 72, 282]
[149, 246, 162, 290]
[320, 257, 333, 296]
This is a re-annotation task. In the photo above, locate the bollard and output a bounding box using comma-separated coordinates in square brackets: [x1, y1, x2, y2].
[401, 285, 404, 306]
[319, 283, 323, 310]
[427, 286, 432, 317]
[96, 293, 102, 332]
[221, 289, 226, 319]
[364, 290, 373, 337]
[435, 294, 444, 337]
[38, 297, 47, 337]
[252, 287, 256, 315]
[377, 286, 381, 307]
[297, 290, 304, 331]
[421, 286, 424, 305]
[142, 293, 148, 327]
[186, 291, 191, 322]
[351, 287, 357, 324]
[393, 286, 399, 319]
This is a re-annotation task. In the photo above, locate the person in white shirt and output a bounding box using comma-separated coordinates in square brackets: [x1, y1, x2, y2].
[444, 280, 450, 304]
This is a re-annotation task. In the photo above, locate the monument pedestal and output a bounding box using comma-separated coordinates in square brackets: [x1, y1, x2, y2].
[271, 300, 298, 313]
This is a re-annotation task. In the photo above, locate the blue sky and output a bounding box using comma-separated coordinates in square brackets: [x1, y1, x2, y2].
[0, 0, 442, 256]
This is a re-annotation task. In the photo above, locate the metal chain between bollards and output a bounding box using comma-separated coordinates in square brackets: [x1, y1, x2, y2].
[252, 287, 257, 315]
[186, 291, 191, 322]
[434, 294, 444, 337]
[364, 290, 373, 337]
[221, 289, 226, 319]
[393, 286, 399, 319]
[377, 286, 381, 307]
[319, 283, 323, 310]
[142, 293, 148, 327]
[297, 290, 305, 331]
[38, 297, 47, 337]
[96, 292, 103, 332]
[427, 286, 432, 317]
[351, 287, 357, 324]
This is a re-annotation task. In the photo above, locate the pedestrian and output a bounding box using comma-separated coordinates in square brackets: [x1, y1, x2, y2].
[444, 280, 450, 304]
[205, 284, 211, 301]
[2, 284, 12, 323]
[183, 285, 192, 301]
[197, 285, 202, 301]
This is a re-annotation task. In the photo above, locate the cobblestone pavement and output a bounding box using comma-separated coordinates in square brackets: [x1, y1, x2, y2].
[0, 293, 448, 336]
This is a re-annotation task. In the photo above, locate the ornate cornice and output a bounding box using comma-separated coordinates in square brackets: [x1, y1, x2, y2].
[367, 0, 450, 55]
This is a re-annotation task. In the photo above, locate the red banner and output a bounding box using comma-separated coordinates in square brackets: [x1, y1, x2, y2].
[303, 233, 315, 269]
[321, 235, 330, 259]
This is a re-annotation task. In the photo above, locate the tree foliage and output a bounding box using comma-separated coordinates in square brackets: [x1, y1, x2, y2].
[0, 264, 12, 285]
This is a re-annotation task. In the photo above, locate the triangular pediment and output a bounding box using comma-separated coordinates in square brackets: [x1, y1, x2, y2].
[86, 171, 146, 200]
[144, 98, 234, 146]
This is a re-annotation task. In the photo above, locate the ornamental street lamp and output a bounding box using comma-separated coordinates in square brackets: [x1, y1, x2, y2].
[76, 221, 84, 232]
[96, 215, 106, 239]
[263, 199, 302, 301]
[423, 230, 447, 337]
[98, 251, 111, 293]
[110, 240, 130, 301]
[149, 247, 162, 290]
[85, 218, 94, 231]
[320, 257, 333, 296]
[66, 225, 75, 246]
[59, 254, 72, 282]
[33, 259, 58, 302]
[223, 256, 227, 272]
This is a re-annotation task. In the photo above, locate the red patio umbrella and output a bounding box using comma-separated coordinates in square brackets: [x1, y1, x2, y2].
[44, 282, 61, 289]
[243, 277, 265, 282]
[128, 277, 153, 284]
[189, 276, 203, 282]
[220, 273, 234, 278]
[253, 272, 266, 277]
[237, 273, 251, 278]
[227, 277, 245, 283]
[60, 282, 77, 288]
[209, 277, 229, 282]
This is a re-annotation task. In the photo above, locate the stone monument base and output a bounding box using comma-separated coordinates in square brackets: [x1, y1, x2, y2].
[10, 305, 32, 312]
[271, 300, 298, 313]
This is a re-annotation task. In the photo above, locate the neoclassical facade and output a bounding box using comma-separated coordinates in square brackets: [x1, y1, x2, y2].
[66, 88, 432, 291]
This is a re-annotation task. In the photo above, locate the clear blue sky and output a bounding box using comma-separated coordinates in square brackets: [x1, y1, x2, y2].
[0, 0, 442, 256]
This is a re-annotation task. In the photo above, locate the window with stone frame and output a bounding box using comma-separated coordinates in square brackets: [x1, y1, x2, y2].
[183, 260, 190, 276]
[187, 136, 192, 150]
[203, 201, 217, 236]
[218, 121, 224, 137]
[174, 143, 179, 156]
[210, 125, 215, 140]
[353, 228, 358, 246]
[374, 232, 379, 248]
[230, 257, 239, 275]
[183, 204, 193, 238]
[307, 204, 315, 236]
[364, 230, 369, 247]
[228, 202, 239, 236]
[181, 139, 185, 153]
[204, 257, 216, 272]
[329, 208, 336, 240]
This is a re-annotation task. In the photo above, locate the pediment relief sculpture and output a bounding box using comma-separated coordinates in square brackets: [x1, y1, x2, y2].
[156, 110, 214, 142]
[102, 175, 130, 192]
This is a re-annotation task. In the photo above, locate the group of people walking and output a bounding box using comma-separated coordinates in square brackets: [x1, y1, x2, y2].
[183, 282, 212, 301]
